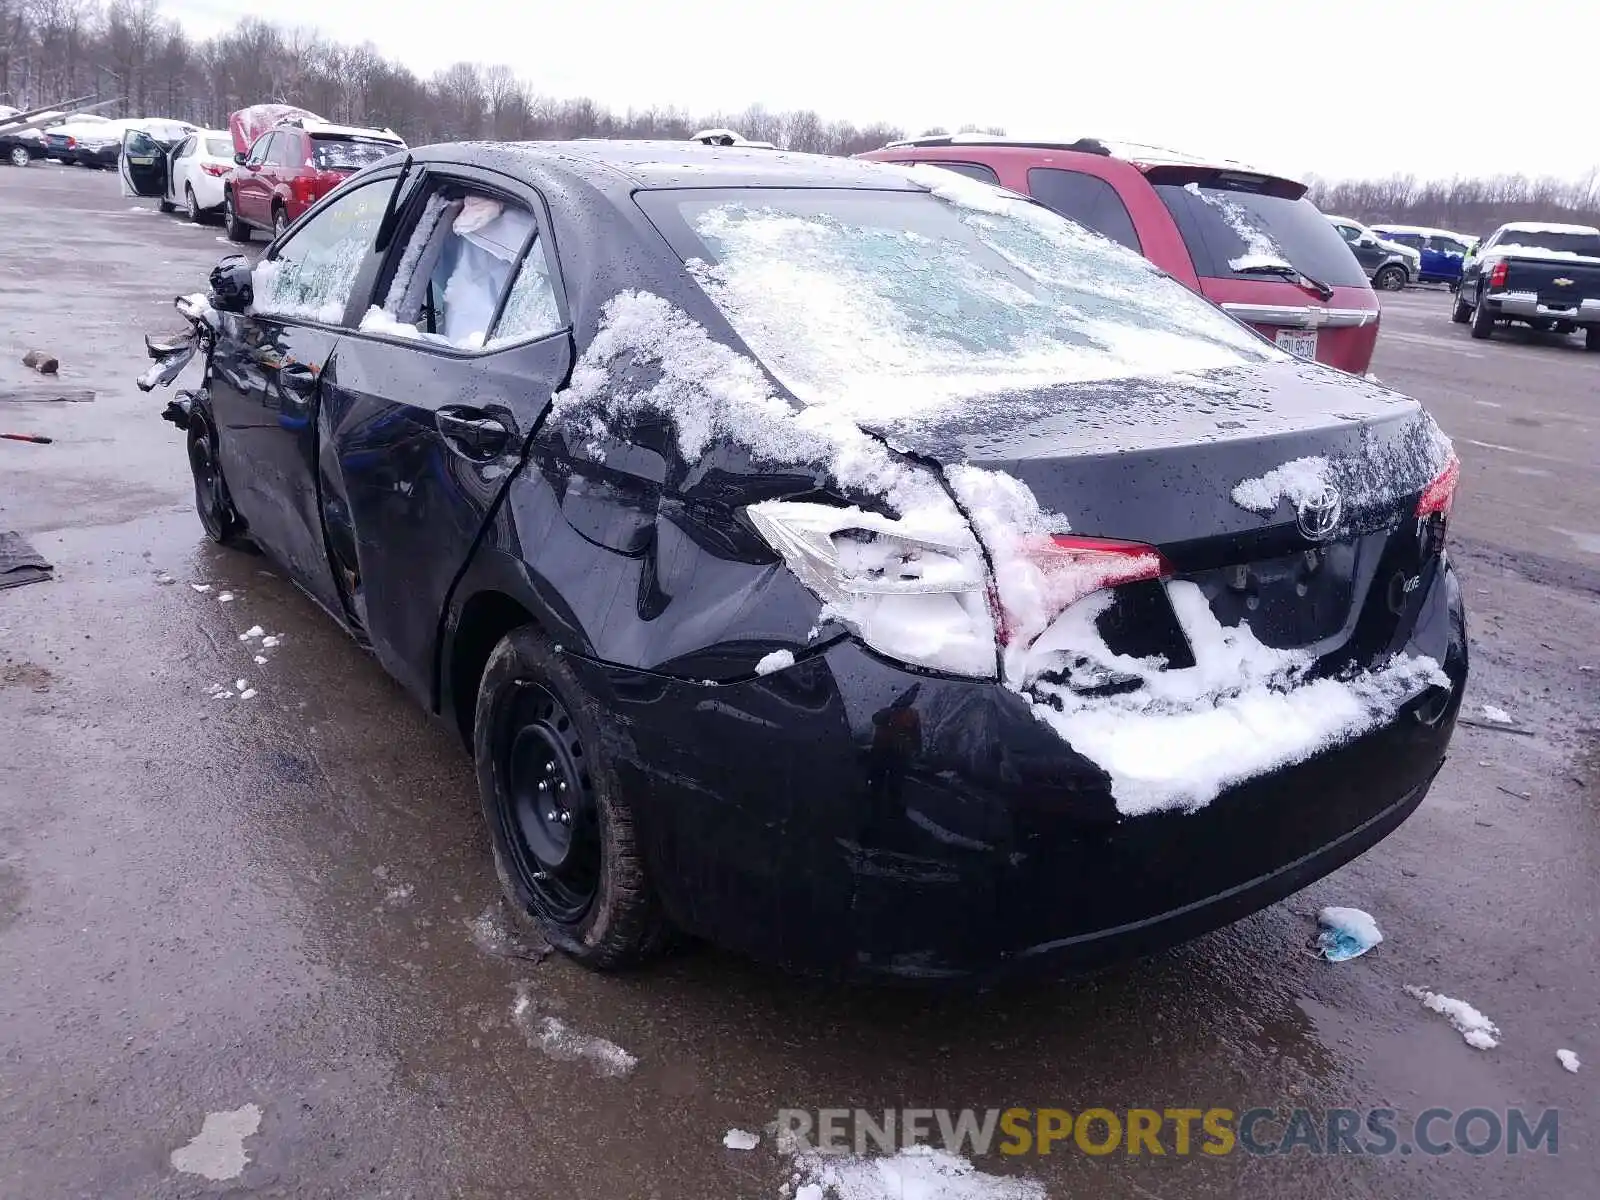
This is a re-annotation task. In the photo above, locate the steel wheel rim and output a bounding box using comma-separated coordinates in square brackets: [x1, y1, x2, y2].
[189, 432, 223, 537]
[495, 680, 600, 923]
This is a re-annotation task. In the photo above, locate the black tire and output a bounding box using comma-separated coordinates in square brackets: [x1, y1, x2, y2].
[474, 627, 667, 970]
[1469, 289, 1496, 339]
[272, 204, 288, 240]
[1374, 264, 1407, 292]
[223, 190, 251, 243]
[1451, 293, 1472, 324]
[186, 409, 248, 546]
[158, 198, 176, 214]
[185, 184, 204, 224]
[1586, 327, 1600, 352]
[7, 145, 30, 168]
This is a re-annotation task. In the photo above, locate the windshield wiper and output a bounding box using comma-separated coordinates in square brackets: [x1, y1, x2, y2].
[1233, 262, 1335, 302]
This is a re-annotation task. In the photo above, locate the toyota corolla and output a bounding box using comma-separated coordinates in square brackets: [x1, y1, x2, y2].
[140, 142, 1466, 981]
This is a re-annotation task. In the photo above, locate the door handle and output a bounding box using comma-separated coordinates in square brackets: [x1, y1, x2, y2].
[278, 361, 318, 399]
[437, 407, 511, 458]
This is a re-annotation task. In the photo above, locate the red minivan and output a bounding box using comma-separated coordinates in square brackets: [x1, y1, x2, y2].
[224, 115, 405, 242]
[861, 137, 1381, 375]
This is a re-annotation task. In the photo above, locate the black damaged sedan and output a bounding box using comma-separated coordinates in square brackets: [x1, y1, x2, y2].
[143, 141, 1467, 981]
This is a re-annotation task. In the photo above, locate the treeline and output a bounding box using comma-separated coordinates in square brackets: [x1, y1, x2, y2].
[0, 0, 934, 154]
[1305, 172, 1600, 237]
[7, 0, 1599, 219]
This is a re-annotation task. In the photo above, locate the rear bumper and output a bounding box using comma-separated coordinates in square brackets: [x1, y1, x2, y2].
[574, 563, 1468, 982]
[1487, 291, 1600, 325]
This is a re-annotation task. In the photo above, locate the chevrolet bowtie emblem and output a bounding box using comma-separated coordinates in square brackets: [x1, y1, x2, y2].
[1553, 277, 1575, 286]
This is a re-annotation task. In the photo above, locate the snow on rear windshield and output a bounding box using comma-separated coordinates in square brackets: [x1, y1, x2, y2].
[1494, 230, 1600, 257]
[638, 186, 1270, 422]
[311, 137, 393, 171]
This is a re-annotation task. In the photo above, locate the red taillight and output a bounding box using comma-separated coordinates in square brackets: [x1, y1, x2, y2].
[1488, 260, 1508, 288]
[1416, 453, 1460, 519]
[995, 535, 1172, 644]
[65, 136, 77, 149]
[201, 162, 229, 177]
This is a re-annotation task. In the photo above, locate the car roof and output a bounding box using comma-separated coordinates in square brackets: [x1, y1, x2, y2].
[432, 139, 925, 193]
[299, 119, 404, 143]
[1370, 223, 1471, 239]
[1498, 220, 1600, 235]
[880, 133, 1285, 178]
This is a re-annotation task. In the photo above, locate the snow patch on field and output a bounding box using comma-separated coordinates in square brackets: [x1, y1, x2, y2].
[510, 986, 635, 1078]
[170, 1104, 261, 1181]
[785, 1144, 1044, 1200]
[1406, 985, 1501, 1049]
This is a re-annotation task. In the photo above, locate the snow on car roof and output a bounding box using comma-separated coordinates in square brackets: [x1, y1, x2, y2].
[301, 119, 404, 143]
[1370, 223, 1474, 240]
[1499, 220, 1600, 235]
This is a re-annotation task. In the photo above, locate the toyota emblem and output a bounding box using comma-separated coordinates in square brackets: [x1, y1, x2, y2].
[1296, 484, 1343, 542]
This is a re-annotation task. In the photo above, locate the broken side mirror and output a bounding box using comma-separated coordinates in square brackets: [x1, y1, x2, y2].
[209, 255, 253, 313]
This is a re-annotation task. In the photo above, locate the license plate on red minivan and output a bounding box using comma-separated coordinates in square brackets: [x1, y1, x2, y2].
[1274, 328, 1318, 359]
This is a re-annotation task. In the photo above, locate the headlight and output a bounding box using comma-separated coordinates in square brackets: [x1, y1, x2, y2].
[746, 500, 997, 677]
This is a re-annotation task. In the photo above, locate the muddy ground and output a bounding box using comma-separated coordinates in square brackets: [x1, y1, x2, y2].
[2, 164, 1595, 1199]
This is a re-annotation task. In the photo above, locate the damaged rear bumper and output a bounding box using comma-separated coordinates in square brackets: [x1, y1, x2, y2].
[570, 564, 1468, 982]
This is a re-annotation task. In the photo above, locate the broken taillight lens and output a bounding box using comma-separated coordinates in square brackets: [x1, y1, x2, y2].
[994, 535, 1173, 644]
[1416, 453, 1460, 519]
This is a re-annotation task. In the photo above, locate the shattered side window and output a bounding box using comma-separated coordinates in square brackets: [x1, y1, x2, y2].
[360, 186, 538, 350]
[486, 243, 562, 346]
[251, 179, 387, 325]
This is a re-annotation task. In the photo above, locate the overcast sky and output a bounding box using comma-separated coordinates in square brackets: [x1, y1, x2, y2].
[165, 0, 1599, 183]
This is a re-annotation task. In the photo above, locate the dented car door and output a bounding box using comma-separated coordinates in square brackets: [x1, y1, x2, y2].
[316, 169, 572, 702]
[205, 177, 392, 614]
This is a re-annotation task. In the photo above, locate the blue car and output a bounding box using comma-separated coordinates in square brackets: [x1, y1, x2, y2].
[1370, 225, 1477, 287]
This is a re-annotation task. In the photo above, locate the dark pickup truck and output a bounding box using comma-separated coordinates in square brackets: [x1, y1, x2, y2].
[1454, 222, 1600, 349]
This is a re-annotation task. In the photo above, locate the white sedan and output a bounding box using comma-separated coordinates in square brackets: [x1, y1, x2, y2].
[163, 130, 236, 220]
[118, 127, 233, 221]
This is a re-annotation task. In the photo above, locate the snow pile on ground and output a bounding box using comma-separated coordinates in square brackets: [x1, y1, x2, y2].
[169, 1103, 262, 1182]
[1183, 182, 1293, 273]
[785, 1145, 1043, 1200]
[1405, 985, 1500, 1049]
[510, 989, 636, 1078]
[1480, 704, 1514, 725]
[755, 649, 795, 675]
[722, 1128, 761, 1150]
[1317, 906, 1384, 961]
[1026, 582, 1447, 814]
[1557, 1049, 1581, 1073]
[1232, 456, 1332, 514]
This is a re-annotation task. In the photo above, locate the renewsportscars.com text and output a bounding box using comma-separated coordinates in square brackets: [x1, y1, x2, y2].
[777, 1106, 1560, 1158]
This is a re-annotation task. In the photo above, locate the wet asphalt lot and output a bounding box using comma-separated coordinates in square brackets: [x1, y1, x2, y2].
[2, 164, 1596, 1200]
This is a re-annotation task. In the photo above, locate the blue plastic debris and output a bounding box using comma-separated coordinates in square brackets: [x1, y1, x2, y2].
[1317, 906, 1384, 961]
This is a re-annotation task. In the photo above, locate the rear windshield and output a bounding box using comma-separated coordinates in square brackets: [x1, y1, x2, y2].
[1155, 183, 1369, 288]
[205, 137, 232, 157]
[310, 136, 396, 172]
[636, 178, 1271, 416]
[1496, 230, 1600, 256]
